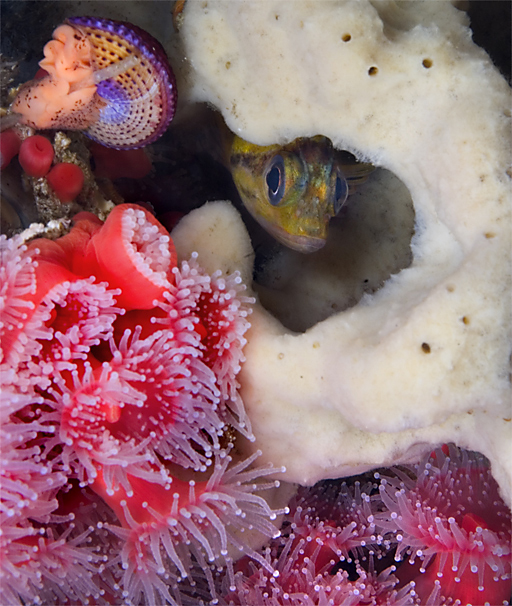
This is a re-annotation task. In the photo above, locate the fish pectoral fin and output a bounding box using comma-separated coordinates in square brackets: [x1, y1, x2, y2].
[343, 162, 375, 193]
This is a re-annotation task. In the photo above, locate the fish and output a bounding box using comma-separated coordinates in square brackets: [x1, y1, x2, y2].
[229, 134, 374, 253]
[170, 1, 373, 252]
[149, 106, 374, 253]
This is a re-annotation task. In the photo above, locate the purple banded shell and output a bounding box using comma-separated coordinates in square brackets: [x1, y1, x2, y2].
[67, 16, 177, 150]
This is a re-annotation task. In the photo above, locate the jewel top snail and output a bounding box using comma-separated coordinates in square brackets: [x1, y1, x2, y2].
[10, 16, 177, 149]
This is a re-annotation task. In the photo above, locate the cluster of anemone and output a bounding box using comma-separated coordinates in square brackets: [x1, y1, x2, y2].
[0, 204, 287, 605]
[373, 445, 512, 606]
[216, 446, 511, 606]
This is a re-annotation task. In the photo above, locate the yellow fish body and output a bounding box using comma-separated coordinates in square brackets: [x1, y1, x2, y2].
[229, 134, 373, 253]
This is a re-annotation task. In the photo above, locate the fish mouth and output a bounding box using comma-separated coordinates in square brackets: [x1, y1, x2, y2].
[258, 217, 327, 253]
[276, 231, 326, 253]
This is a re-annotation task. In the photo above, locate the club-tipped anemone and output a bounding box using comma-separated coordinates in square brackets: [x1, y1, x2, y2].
[1, 249, 120, 370]
[0, 234, 90, 367]
[91, 450, 287, 605]
[155, 254, 255, 439]
[0, 383, 106, 604]
[0, 234, 38, 365]
[0, 204, 277, 605]
[373, 444, 512, 605]
[1, 525, 106, 606]
[0, 394, 65, 522]
[10, 17, 177, 149]
[83, 204, 177, 310]
[18, 135, 55, 178]
[56, 324, 226, 483]
[0, 129, 21, 170]
[287, 480, 379, 567]
[223, 532, 416, 606]
[219, 478, 418, 606]
[196, 268, 253, 403]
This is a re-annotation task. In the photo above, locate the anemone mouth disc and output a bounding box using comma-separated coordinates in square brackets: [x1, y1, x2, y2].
[67, 16, 177, 150]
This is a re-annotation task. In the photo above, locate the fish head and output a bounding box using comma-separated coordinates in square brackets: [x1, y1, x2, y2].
[230, 135, 349, 253]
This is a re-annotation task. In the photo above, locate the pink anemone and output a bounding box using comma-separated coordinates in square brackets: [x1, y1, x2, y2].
[0, 204, 287, 605]
[46, 162, 85, 203]
[0, 128, 21, 170]
[222, 480, 416, 606]
[79, 204, 177, 310]
[91, 450, 285, 604]
[1, 525, 105, 606]
[373, 444, 511, 605]
[17, 135, 54, 178]
[2, 212, 511, 606]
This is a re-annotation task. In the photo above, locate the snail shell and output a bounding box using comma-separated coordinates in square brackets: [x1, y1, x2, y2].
[67, 16, 177, 149]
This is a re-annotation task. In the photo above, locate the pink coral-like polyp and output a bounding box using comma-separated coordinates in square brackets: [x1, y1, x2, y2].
[0, 234, 38, 365]
[93, 450, 286, 605]
[220, 479, 418, 606]
[223, 532, 415, 606]
[84, 204, 177, 310]
[373, 444, 511, 605]
[1, 204, 283, 605]
[1, 525, 106, 606]
[56, 324, 224, 486]
[156, 254, 254, 441]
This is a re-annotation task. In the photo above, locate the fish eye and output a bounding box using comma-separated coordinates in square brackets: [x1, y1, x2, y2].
[266, 155, 286, 206]
[334, 172, 348, 214]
